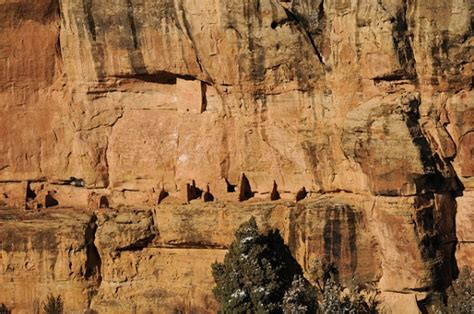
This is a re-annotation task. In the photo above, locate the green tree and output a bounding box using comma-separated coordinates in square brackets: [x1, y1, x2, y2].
[211, 217, 312, 313]
[43, 294, 63, 314]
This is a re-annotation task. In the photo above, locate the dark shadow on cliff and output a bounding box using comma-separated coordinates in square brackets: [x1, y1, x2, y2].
[84, 214, 102, 283]
[265, 229, 304, 284]
[403, 98, 464, 294]
[322, 205, 358, 278]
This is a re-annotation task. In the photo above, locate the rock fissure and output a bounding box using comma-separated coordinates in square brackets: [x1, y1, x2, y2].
[391, 2, 418, 82]
[116, 234, 156, 252]
[175, 0, 212, 83]
[279, 5, 326, 67]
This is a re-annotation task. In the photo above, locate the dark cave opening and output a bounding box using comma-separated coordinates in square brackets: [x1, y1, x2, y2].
[225, 178, 236, 193]
[270, 181, 280, 201]
[44, 192, 59, 208]
[203, 185, 214, 202]
[186, 180, 203, 202]
[295, 187, 308, 202]
[239, 173, 254, 202]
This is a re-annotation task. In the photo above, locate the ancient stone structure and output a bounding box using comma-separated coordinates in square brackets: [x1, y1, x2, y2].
[0, 0, 472, 313]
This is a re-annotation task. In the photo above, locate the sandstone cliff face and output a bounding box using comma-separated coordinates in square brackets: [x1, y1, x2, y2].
[0, 0, 472, 313]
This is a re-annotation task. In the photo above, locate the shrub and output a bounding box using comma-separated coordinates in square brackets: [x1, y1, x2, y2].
[43, 294, 63, 314]
[310, 259, 378, 313]
[439, 266, 474, 314]
[0, 303, 10, 314]
[319, 279, 376, 314]
[172, 295, 218, 314]
[172, 300, 199, 314]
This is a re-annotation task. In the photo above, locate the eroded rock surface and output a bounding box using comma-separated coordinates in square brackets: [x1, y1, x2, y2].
[0, 0, 472, 313]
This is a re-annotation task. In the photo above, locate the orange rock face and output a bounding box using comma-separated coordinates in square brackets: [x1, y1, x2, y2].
[0, 0, 472, 313]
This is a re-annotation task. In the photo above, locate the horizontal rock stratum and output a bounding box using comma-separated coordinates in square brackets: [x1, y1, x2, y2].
[0, 0, 472, 313]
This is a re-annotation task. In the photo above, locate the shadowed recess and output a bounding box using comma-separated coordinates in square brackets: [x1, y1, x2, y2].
[225, 178, 236, 193]
[296, 187, 307, 202]
[323, 205, 358, 276]
[44, 192, 59, 208]
[99, 196, 108, 208]
[114, 72, 197, 85]
[84, 214, 102, 282]
[271, 181, 280, 201]
[187, 180, 203, 202]
[203, 185, 214, 202]
[157, 188, 169, 204]
[239, 173, 254, 201]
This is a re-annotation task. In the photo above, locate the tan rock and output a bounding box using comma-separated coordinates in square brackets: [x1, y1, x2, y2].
[0, 0, 472, 313]
[456, 191, 474, 268]
[379, 292, 421, 314]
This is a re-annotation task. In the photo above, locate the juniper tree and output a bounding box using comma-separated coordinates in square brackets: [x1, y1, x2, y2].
[211, 217, 312, 313]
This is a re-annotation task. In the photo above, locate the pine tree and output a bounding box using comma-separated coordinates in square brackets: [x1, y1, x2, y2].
[211, 217, 309, 313]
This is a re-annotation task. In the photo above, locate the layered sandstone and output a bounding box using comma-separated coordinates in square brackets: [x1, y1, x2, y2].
[0, 0, 472, 313]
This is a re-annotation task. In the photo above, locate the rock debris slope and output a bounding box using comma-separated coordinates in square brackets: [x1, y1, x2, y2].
[0, 0, 472, 313]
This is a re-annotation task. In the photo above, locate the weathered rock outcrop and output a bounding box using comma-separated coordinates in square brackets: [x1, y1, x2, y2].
[0, 0, 472, 313]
